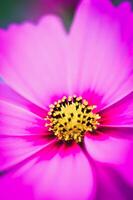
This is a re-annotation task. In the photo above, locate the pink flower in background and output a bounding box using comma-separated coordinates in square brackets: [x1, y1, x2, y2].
[30, 0, 80, 23]
[39, 0, 79, 13]
[0, 0, 133, 200]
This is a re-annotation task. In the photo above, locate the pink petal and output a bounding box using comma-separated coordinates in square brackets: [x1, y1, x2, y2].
[98, 127, 133, 140]
[0, 173, 34, 200]
[0, 83, 47, 117]
[0, 16, 68, 108]
[116, 148, 133, 186]
[117, 1, 133, 49]
[0, 83, 47, 136]
[94, 162, 133, 200]
[0, 143, 56, 200]
[23, 143, 95, 200]
[84, 133, 132, 164]
[100, 92, 133, 127]
[0, 135, 55, 172]
[68, 0, 133, 109]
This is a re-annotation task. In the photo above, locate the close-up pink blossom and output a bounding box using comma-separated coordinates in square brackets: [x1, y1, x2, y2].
[0, 0, 133, 199]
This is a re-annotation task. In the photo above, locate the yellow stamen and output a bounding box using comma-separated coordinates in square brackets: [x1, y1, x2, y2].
[45, 96, 100, 143]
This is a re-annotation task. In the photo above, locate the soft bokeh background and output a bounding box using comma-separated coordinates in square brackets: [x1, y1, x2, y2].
[0, 0, 133, 28]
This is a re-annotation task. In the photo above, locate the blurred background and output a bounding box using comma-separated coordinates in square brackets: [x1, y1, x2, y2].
[0, 0, 133, 28]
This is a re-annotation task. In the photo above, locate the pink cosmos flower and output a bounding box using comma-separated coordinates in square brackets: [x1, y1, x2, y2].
[0, 0, 133, 199]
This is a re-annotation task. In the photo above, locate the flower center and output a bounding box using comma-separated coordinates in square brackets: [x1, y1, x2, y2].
[45, 96, 100, 143]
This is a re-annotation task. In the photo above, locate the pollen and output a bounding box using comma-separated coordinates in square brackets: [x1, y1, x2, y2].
[44, 95, 101, 143]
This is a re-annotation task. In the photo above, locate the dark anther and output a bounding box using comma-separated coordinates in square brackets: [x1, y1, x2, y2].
[68, 100, 72, 105]
[62, 113, 65, 117]
[78, 114, 81, 117]
[82, 121, 85, 124]
[87, 117, 91, 120]
[68, 118, 71, 122]
[59, 124, 64, 128]
[76, 105, 79, 110]
[56, 114, 61, 119]
[53, 121, 58, 126]
[53, 107, 58, 111]
[77, 120, 81, 123]
[61, 98, 67, 104]
[58, 107, 61, 111]
[86, 122, 91, 126]
[81, 108, 85, 113]
[64, 122, 67, 126]
[62, 102, 66, 107]
[77, 99, 82, 104]
[83, 115, 87, 118]
[86, 109, 91, 113]
[73, 97, 76, 103]
[62, 128, 67, 132]
[70, 113, 74, 117]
